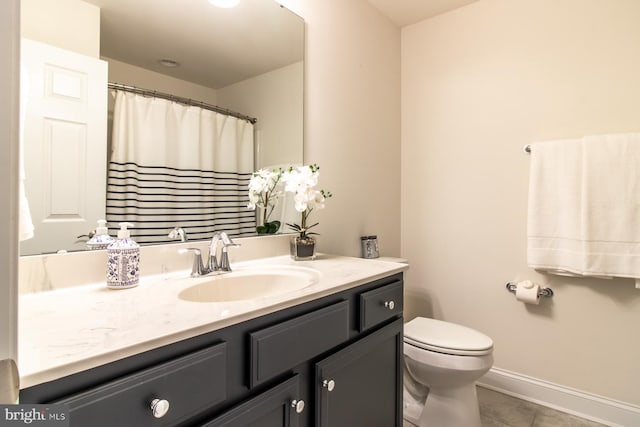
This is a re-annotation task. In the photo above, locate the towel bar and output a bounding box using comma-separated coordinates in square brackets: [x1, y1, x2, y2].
[505, 282, 553, 298]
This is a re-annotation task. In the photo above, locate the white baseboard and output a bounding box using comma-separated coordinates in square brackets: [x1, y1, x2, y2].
[477, 368, 640, 427]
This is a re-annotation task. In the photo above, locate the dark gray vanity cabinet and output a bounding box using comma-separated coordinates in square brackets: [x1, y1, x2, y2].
[20, 273, 404, 427]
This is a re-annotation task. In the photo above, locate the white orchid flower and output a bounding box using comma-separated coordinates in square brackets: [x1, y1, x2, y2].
[247, 168, 284, 232]
[281, 164, 332, 239]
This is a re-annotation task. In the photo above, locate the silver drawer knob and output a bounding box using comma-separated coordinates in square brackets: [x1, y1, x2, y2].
[150, 398, 170, 418]
[291, 399, 305, 414]
[384, 300, 395, 310]
[322, 379, 336, 392]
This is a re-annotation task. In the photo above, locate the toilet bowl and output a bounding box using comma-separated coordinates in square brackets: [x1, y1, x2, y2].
[403, 317, 494, 427]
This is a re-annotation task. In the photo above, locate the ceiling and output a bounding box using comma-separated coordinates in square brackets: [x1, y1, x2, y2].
[82, 0, 304, 89]
[80, 0, 476, 90]
[366, 0, 479, 27]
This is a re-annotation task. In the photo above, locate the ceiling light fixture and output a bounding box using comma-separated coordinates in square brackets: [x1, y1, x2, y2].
[208, 0, 240, 8]
[158, 58, 180, 68]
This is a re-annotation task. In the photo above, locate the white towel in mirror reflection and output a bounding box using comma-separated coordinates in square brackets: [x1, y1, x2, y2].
[19, 65, 34, 241]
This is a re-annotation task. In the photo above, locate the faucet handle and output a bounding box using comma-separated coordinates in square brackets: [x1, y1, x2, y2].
[178, 248, 206, 277]
[220, 232, 239, 247]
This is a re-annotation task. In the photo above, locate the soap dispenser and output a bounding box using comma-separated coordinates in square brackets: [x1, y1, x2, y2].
[106, 222, 140, 289]
[86, 219, 115, 250]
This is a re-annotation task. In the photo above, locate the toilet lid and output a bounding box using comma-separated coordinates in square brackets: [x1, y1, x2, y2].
[404, 317, 493, 356]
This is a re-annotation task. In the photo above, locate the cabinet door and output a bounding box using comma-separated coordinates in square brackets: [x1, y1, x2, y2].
[315, 318, 403, 427]
[203, 375, 304, 427]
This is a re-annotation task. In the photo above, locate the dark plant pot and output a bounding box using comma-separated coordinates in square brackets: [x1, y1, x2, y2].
[290, 236, 316, 260]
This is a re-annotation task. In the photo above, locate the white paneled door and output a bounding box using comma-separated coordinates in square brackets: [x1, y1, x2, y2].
[20, 38, 107, 255]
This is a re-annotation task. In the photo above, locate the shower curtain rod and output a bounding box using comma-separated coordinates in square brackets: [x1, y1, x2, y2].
[108, 82, 258, 124]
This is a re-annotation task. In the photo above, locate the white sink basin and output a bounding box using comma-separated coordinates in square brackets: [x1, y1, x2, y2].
[178, 266, 320, 303]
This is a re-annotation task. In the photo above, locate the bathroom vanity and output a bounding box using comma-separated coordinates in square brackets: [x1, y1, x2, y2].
[19, 254, 406, 426]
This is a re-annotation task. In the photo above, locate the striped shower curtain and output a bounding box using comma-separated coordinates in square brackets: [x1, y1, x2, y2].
[106, 90, 255, 244]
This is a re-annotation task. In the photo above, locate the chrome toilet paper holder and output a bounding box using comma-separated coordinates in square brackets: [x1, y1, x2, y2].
[505, 282, 554, 298]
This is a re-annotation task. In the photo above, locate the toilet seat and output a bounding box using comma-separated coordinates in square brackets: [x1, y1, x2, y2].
[404, 317, 493, 356]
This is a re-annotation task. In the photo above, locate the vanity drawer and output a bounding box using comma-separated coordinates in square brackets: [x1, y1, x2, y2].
[55, 342, 227, 427]
[250, 300, 349, 387]
[359, 280, 403, 331]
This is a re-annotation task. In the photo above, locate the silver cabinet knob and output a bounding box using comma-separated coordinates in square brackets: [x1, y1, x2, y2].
[322, 379, 336, 392]
[384, 300, 395, 310]
[291, 399, 305, 414]
[150, 398, 170, 418]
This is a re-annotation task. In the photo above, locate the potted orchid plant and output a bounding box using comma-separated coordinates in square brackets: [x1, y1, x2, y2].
[281, 164, 332, 260]
[247, 167, 283, 234]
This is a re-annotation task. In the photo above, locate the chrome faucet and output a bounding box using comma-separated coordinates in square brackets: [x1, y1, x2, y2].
[210, 231, 240, 272]
[208, 232, 224, 272]
[179, 231, 240, 277]
[168, 227, 188, 242]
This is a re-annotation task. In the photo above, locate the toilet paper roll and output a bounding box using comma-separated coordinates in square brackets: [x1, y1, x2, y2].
[515, 280, 540, 305]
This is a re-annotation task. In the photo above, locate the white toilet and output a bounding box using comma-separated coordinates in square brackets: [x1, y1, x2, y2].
[403, 317, 494, 427]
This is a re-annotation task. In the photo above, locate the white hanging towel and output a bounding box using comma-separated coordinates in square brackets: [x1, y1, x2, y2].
[527, 132, 640, 278]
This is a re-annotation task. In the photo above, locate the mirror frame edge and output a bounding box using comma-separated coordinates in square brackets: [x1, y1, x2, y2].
[1, 0, 20, 375]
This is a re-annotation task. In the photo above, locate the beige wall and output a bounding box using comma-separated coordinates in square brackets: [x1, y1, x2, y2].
[402, 0, 640, 405]
[280, 0, 401, 258]
[218, 62, 304, 169]
[21, 0, 99, 57]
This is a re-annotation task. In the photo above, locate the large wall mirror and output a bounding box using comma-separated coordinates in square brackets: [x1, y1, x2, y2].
[19, 0, 304, 256]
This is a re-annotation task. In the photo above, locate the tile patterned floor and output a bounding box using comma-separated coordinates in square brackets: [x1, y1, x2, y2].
[403, 386, 608, 427]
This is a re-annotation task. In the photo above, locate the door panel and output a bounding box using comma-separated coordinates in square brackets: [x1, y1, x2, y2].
[20, 38, 107, 255]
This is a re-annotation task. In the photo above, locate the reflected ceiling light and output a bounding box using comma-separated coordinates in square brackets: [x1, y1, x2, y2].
[208, 0, 240, 8]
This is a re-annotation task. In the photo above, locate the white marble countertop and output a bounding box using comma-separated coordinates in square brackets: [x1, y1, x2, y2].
[19, 254, 408, 389]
